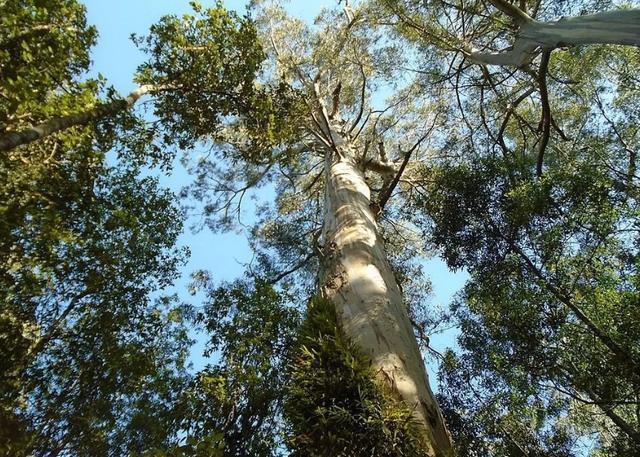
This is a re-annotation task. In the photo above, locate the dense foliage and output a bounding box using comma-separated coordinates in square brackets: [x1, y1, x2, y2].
[1, 1, 189, 455]
[2, 0, 640, 455]
[177, 277, 300, 456]
[385, 1, 640, 454]
[425, 144, 640, 455]
[0, 0, 97, 132]
[285, 297, 428, 456]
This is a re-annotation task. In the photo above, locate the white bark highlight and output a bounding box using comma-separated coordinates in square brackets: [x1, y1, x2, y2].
[469, 9, 640, 67]
[320, 142, 453, 456]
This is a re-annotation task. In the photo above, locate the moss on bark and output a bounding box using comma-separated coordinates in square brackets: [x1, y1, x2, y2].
[284, 297, 431, 456]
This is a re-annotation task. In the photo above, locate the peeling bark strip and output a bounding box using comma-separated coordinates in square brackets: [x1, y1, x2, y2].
[320, 146, 453, 456]
[469, 8, 640, 67]
[0, 85, 156, 152]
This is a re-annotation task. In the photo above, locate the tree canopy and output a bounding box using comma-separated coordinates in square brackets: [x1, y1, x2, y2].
[1, 0, 639, 455]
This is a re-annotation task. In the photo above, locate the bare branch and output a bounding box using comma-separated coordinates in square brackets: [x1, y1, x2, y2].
[268, 252, 315, 284]
[486, 0, 533, 25]
[595, 91, 637, 179]
[497, 86, 536, 155]
[536, 50, 551, 177]
[348, 63, 368, 133]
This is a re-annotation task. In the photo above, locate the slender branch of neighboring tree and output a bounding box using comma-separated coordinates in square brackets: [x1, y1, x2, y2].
[545, 379, 639, 407]
[479, 84, 501, 149]
[353, 90, 413, 141]
[519, 251, 629, 364]
[454, 59, 475, 140]
[487, 0, 533, 24]
[594, 91, 637, 179]
[600, 404, 640, 445]
[550, 115, 569, 141]
[536, 51, 552, 177]
[585, 388, 640, 444]
[545, 373, 640, 444]
[497, 86, 535, 155]
[268, 252, 315, 284]
[381, 0, 461, 52]
[212, 162, 276, 224]
[25, 287, 95, 365]
[409, 316, 444, 361]
[0, 84, 164, 152]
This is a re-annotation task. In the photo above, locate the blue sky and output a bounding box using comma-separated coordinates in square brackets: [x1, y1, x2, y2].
[81, 0, 469, 383]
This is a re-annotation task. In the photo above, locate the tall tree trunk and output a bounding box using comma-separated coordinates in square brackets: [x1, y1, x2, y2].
[0, 84, 156, 152]
[319, 138, 454, 456]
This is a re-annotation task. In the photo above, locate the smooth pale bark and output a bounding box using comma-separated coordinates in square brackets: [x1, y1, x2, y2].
[0, 84, 156, 152]
[319, 133, 453, 456]
[469, 9, 640, 67]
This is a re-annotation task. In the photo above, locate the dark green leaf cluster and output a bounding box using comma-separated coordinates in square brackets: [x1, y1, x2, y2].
[0, 143, 193, 455]
[133, 1, 305, 165]
[436, 348, 575, 457]
[165, 277, 300, 457]
[1, 1, 198, 455]
[415, 148, 640, 454]
[241, 81, 307, 165]
[0, 0, 97, 132]
[284, 297, 427, 457]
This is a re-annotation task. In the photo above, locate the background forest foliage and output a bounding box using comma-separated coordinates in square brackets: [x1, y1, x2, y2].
[1, 0, 639, 456]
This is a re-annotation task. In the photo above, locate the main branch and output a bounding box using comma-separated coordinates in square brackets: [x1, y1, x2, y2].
[469, 8, 640, 67]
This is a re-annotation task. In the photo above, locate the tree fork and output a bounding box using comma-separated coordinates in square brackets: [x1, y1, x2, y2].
[468, 7, 640, 67]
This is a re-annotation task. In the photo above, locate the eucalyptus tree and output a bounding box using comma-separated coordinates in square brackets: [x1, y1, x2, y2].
[178, 1, 458, 453]
[14, 0, 640, 454]
[2, 0, 454, 454]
